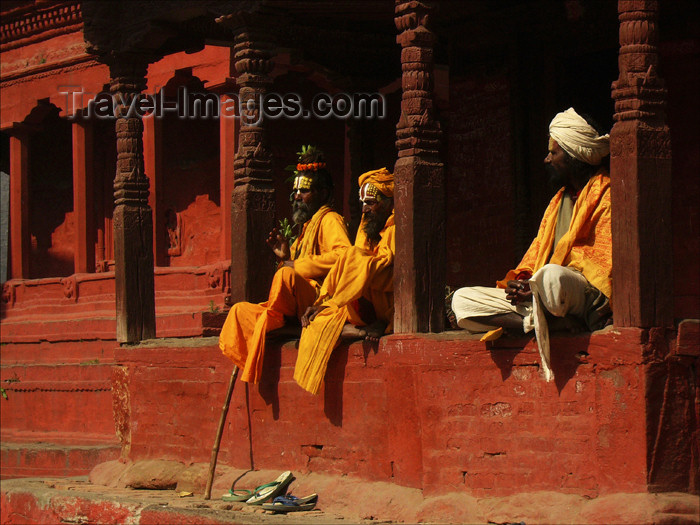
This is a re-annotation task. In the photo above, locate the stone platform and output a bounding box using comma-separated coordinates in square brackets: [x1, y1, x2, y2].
[2, 325, 698, 524]
[2, 473, 698, 524]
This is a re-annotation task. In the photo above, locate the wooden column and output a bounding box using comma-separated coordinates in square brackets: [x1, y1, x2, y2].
[71, 117, 95, 274]
[143, 112, 164, 266]
[611, 0, 672, 328]
[393, 0, 445, 333]
[9, 130, 29, 279]
[219, 91, 238, 262]
[109, 56, 156, 343]
[219, 15, 276, 303]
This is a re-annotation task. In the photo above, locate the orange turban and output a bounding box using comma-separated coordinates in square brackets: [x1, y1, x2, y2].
[358, 168, 394, 198]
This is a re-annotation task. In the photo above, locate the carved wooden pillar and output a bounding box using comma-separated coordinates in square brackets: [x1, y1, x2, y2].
[71, 116, 95, 274]
[8, 129, 29, 279]
[611, 0, 672, 328]
[394, 0, 445, 333]
[222, 18, 276, 303]
[109, 55, 156, 343]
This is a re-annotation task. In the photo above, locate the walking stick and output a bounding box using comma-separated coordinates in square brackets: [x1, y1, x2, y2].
[204, 365, 239, 500]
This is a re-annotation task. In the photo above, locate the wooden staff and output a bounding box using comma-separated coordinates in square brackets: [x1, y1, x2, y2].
[204, 365, 239, 500]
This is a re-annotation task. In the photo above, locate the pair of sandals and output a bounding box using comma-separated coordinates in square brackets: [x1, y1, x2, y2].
[222, 470, 318, 513]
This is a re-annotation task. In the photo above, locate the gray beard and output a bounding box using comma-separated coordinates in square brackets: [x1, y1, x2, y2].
[293, 202, 313, 225]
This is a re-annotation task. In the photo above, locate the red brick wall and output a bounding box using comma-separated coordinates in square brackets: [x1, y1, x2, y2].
[110, 329, 689, 497]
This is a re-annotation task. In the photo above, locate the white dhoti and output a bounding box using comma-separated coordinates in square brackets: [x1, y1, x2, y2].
[451, 264, 590, 382]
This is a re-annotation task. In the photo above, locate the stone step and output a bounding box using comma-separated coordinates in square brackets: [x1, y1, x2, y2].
[1, 442, 120, 480]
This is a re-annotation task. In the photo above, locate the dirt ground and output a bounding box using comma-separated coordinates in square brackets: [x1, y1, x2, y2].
[2, 464, 699, 525]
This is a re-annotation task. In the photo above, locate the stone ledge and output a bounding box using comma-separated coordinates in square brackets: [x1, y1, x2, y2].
[1, 474, 698, 525]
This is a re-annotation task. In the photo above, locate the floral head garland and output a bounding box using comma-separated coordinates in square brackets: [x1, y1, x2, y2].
[285, 145, 327, 182]
[296, 162, 327, 172]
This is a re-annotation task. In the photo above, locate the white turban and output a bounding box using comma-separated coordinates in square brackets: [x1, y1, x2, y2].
[549, 107, 610, 165]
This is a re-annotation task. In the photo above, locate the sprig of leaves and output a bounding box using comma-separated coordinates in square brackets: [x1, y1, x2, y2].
[279, 218, 296, 243]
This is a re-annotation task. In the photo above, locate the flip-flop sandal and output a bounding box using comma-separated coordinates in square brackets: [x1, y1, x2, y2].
[245, 471, 295, 505]
[221, 488, 252, 502]
[262, 493, 318, 513]
[221, 469, 254, 502]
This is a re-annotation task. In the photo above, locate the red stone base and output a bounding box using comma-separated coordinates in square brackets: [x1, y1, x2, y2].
[2, 325, 697, 500]
[109, 327, 697, 498]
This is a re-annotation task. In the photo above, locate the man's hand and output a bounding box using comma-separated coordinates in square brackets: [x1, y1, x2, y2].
[266, 227, 290, 260]
[301, 305, 326, 328]
[505, 279, 532, 305]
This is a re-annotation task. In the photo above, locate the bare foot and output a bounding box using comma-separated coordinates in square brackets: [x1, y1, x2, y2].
[341, 324, 366, 340]
[340, 322, 387, 342]
[363, 321, 387, 342]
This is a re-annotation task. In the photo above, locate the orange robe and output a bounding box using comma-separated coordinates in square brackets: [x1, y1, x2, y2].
[294, 213, 396, 395]
[219, 206, 350, 383]
[497, 170, 612, 302]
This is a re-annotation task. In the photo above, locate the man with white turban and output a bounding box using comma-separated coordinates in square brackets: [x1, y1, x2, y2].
[450, 108, 612, 382]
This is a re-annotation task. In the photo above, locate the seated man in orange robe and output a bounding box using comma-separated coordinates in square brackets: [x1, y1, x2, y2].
[218, 147, 351, 384]
[293, 168, 396, 395]
[450, 108, 613, 382]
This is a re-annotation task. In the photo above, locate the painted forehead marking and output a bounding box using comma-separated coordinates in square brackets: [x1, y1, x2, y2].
[293, 175, 313, 190]
[359, 183, 382, 202]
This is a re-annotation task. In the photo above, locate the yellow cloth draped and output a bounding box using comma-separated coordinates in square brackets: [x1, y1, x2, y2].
[497, 170, 612, 301]
[291, 206, 351, 281]
[218, 206, 350, 383]
[294, 213, 396, 395]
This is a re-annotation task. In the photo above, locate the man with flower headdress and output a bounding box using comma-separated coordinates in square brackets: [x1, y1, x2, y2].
[450, 108, 613, 382]
[293, 167, 396, 395]
[218, 146, 351, 384]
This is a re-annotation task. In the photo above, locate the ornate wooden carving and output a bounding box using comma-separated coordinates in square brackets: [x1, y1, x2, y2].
[219, 13, 276, 303]
[109, 55, 156, 343]
[611, 0, 672, 328]
[0, 1, 82, 52]
[394, 0, 445, 333]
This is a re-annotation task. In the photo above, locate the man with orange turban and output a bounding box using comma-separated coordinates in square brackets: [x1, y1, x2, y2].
[218, 147, 351, 384]
[450, 108, 612, 382]
[293, 167, 396, 395]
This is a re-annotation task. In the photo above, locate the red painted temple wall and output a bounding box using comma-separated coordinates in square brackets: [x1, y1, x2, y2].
[111, 330, 659, 497]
